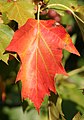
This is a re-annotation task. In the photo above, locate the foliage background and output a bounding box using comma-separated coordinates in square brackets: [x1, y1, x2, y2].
[0, 0, 84, 120]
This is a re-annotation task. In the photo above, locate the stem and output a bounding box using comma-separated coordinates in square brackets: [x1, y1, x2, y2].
[63, 66, 84, 79]
[35, 4, 41, 104]
[68, 66, 84, 76]
[37, 3, 41, 37]
[37, 3, 41, 41]
[37, 4, 40, 23]
[47, 4, 84, 24]
[47, 3, 75, 14]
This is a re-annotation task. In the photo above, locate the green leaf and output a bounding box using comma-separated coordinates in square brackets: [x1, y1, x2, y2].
[1, 0, 35, 27]
[49, 102, 60, 120]
[72, 112, 81, 120]
[75, 6, 84, 21]
[56, 97, 64, 116]
[78, 0, 84, 5]
[75, 17, 84, 40]
[62, 116, 66, 120]
[48, 0, 78, 10]
[81, 114, 84, 120]
[0, 1, 4, 9]
[0, 23, 14, 63]
[2, 12, 10, 24]
[69, 74, 84, 88]
[2, 106, 47, 120]
[49, 94, 65, 120]
[61, 12, 74, 25]
[57, 80, 84, 108]
[74, 6, 84, 40]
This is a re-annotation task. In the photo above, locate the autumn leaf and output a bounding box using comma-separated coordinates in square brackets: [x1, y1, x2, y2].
[6, 18, 79, 111]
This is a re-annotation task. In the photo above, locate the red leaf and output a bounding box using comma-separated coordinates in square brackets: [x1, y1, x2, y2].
[6, 18, 80, 111]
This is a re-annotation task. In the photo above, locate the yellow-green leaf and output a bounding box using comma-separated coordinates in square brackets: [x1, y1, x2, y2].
[0, 23, 14, 63]
[75, 6, 84, 21]
[49, 96, 65, 120]
[72, 112, 81, 120]
[1, 0, 35, 27]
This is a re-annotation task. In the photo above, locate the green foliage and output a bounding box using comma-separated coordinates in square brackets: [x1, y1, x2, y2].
[72, 112, 84, 120]
[0, 24, 14, 63]
[48, 0, 78, 9]
[49, 95, 65, 120]
[0, 0, 35, 26]
[74, 6, 84, 40]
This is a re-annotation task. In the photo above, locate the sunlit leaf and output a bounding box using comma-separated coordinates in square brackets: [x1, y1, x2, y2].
[75, 6, 84, 21]
[0, 23, 14, 63]
[1, 0, 35, 27]
[49, 96, 65, 120]
[6, 18, 79, 111]
[72, 112, 81, 120]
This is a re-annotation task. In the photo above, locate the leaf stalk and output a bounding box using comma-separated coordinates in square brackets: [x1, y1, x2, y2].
[37, 4, 41, 23]
[47, 4, 84, 24]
